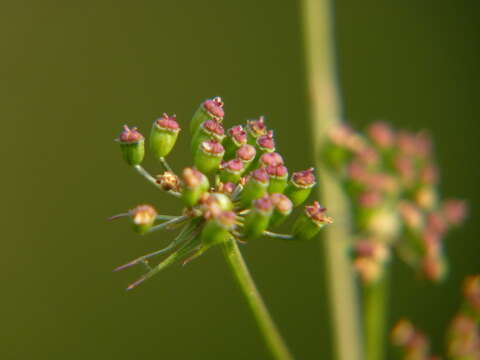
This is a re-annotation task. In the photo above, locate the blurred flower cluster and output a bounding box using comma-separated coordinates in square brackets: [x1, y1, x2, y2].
[112, 97, 332, 289]
[392, 275, 480, 360]
[323, 122, 467, 284]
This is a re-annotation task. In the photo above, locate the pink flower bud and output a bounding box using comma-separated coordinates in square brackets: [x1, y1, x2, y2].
[203, 96, 224, 119]
[201, 139, 225, 155]
[203, 119, 225, 136]
[118, 125, 144, 143]
[260, 152, 284, 167]
[247, 116, 267, 137]
[251, 168, 269, 184]
[367, 122, 394, 148]
[155, 113, 180, 131]
[228, 125, 247, 145]
[257, 130, 275, 151]
[292, 167, 316, 187]
[236, 144, 256, 162]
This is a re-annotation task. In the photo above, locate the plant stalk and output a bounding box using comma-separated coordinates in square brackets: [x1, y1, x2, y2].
[300, 0, 363, 359]
[363, 272, 389, 360]
[222, 239, 294, 360]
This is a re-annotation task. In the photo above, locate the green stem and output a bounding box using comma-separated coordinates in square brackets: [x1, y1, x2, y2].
[134, 165, 180, 197]
[159, 157, 174, 173]
[300, 0, 363, 359]
[363, 272, 389, 360]
[222, 239, 294, 360]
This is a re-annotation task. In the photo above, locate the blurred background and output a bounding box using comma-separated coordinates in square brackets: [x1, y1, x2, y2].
[1, 1, 478, 359]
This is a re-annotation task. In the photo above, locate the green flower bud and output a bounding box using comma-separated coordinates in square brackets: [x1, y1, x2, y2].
[201, 192, 233, 214]
[150, 113, 180, 158]
[246, 116, 267, 145]
[284, 168, 316, 207]
[269, 193, 293, 227]
[239, 168, 269, 208]
[266, 164, 288, 194]
[194, 140, 225, 174]
[130, 204, 157, 234]
[117, 125, 145, 166]
[219, 159, 245, 184]
[201, 211, 236, 247]
[242, 195, 273, 241]
[181, 167, 209, 207]
[293, 201, 333, 240]
[190, 97, 224, 133]
[223, 125, 247, 159]
[191, 119, 225, 155]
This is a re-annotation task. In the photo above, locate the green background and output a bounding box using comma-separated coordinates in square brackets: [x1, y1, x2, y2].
[1, 1, 478, 359]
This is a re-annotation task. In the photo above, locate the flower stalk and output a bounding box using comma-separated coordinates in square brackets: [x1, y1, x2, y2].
[222, 238, 294, 360]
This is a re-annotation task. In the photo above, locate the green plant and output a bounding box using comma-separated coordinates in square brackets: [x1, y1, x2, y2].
[110, 97, 333, 360]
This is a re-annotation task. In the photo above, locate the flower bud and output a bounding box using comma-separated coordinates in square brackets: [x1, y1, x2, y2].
[284, 168, 316, 207]
[191, 119, 225, 154]
[219, 159, 245, 183]
[117, 125, 145, 166]
[266, 164, 288, 194]
[246, 116, 267, 145]
[201, 211, 236, 247]
[256, 130, 276, 153]
[194, 140, 225, 174]
[223, 125, 247, 158]
[259, 152, 284, 167]
[367, 122, 395, 149]
[130, 204, 157, 234]
[190, 96, 224, 133]
[156, 171, 181, 192]
[150, 113, 180, 158]
[181, 167, 209, 207]
[242, 195, 273, 241]
[239, 168, 269, 208]
[292, 201, 333, 240]
[236, 144, 257, 168]
[269, 193, 293, 227]
[216, 181, 236, 196]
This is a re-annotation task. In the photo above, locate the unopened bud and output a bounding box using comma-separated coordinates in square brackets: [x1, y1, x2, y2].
[239, 168, 269, 208]
[216, 181, 236, 196]
[242, 195, 273, 241]
[463, 275, 480, 313]
[442, 199, 467, 226]
[201, 211, 236, 247]
[156, 171, 181, 192]
[219, 159, 245, 183]
[266, 164, 288, 194]
[130, 204, 157, 234]
[422, 253, 447, 283]
[117, 125, 145, 166]
[194, 140, 225, 174]
[181, 167, 209, 206]
[259, 152, 284, 167]
[236, 144, 257, 169]
[367, 122, 395, 149]
[191, 119, 225, 154]
[150, 113, 180, 158]
[246, 116, 267, 145]
[200, 192, 233, 219]
[353, 257, 382, 284]
[269, 193, 293, 227]
[190, 96, 224, 133]
[292, 201, 333, 240]
[223, 125, 247, 158]
[256, 130, 276, 153]
[284, 168, 316, 206]
[391, 319, 415, 347]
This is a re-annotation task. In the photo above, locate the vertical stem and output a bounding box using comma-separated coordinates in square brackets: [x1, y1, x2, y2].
[300, 1, 363, 359]
[222, 239, 294, 360]
[363, 272, 389, 360]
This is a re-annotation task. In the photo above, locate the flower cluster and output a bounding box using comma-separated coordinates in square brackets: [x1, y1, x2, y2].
[112, 97, 332, 289]
[392, 275, 480, 360]
[323, 122, 467, 284]
[391, 319, 438, 360]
